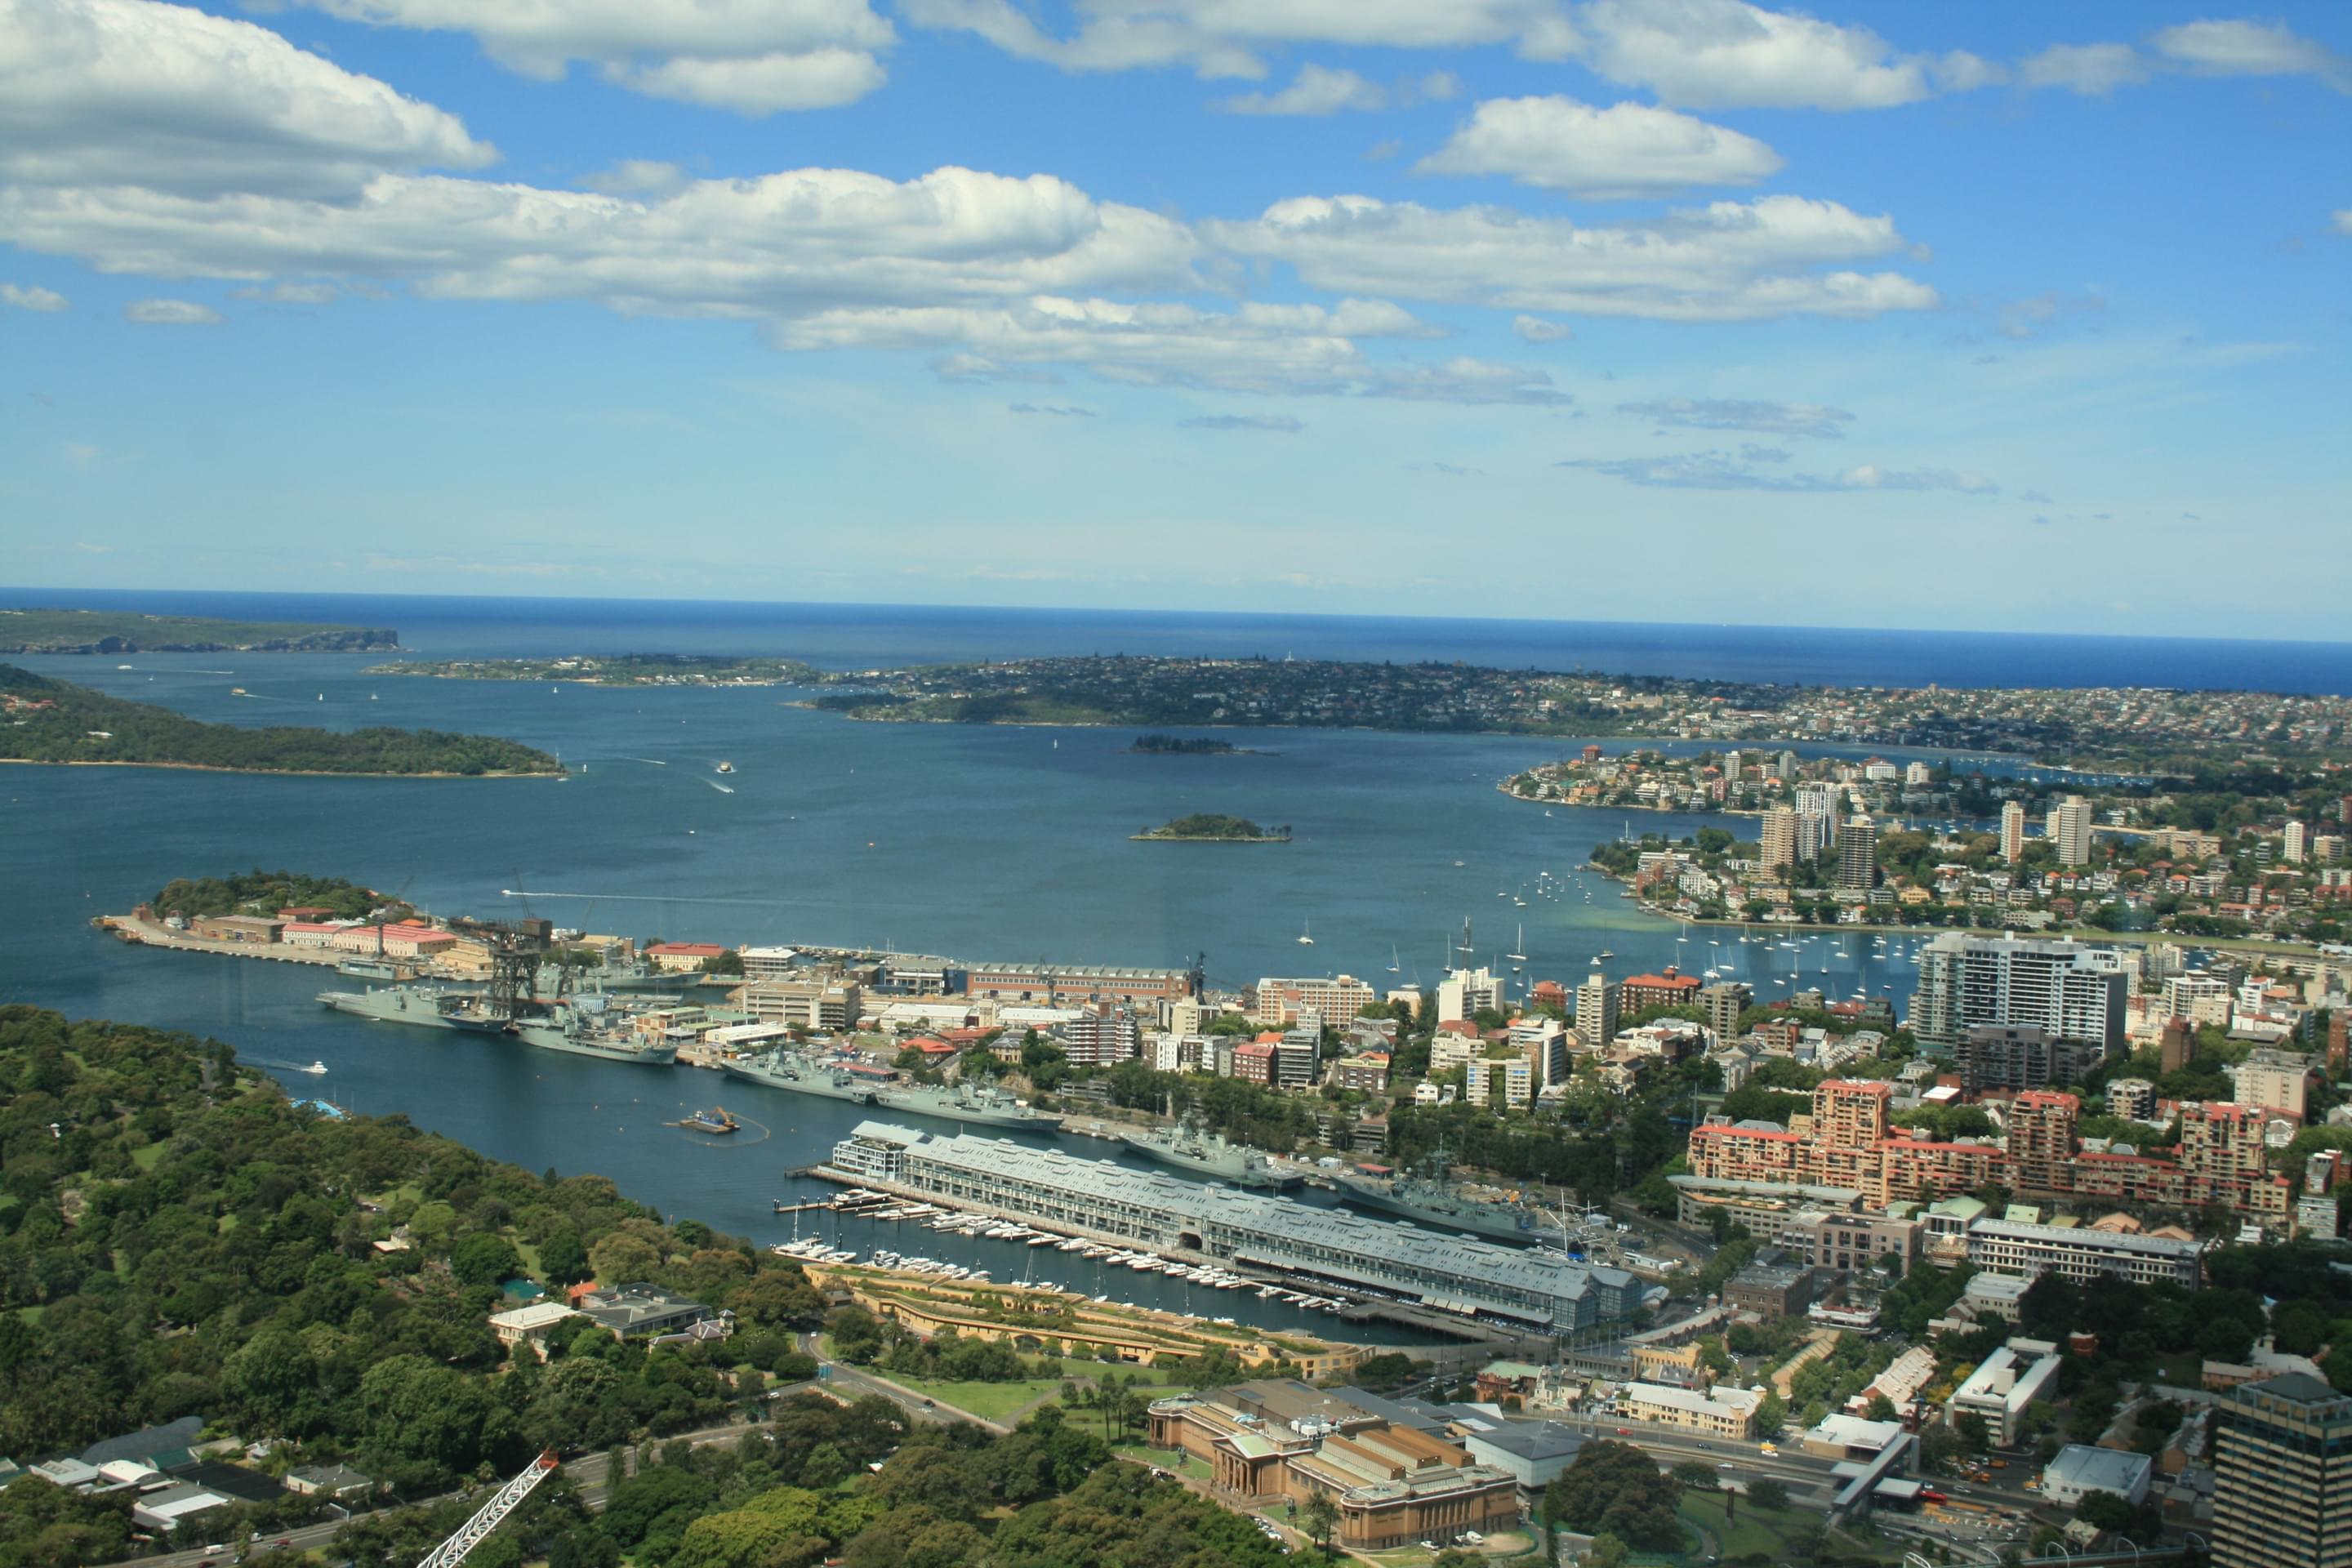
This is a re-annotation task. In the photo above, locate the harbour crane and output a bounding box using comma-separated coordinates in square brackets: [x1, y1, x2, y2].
[414, 1450, 560, 1568]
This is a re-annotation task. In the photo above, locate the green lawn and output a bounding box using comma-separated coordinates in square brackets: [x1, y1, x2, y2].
[1671, 1492, 1900, 1565]
[129, 1141, 167, 1172]
[875, 1374, 1068, 1422]
[1113, 1445, 1212, 1482]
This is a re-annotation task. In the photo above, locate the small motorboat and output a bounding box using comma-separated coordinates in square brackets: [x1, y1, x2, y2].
[686, 1106, 741, 1134]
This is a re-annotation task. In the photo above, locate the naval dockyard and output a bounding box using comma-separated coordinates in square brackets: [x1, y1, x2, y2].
[96, 898, 1663, 1350]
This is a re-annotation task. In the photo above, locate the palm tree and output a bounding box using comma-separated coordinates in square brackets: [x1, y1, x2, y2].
[1300, 1488, 1339, 1557]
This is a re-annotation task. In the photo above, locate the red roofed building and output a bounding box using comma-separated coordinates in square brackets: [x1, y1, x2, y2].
[278, 906, 336, 921]
[647, 942, 728, 973]
[1687, 1078, 2289, 1222]
[906, 1036, 958, 1060]
[1232, 1041, 1277, 1085]
[1624, 966, 1702, 1014]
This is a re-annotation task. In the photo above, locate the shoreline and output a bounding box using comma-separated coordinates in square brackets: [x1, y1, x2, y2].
[808, 703, 2069, 762]
[0, 758, 561, 779]
[1129, 835, 1291, 844]
[1603, 876, 2332, 959]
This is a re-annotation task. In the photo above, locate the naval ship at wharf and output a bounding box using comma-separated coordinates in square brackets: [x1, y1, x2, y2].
[820, 1121, 1642, 1337]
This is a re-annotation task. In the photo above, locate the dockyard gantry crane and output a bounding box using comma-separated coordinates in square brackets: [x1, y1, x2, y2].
[414, 1450, 559, 1568]
[445, 915, 551, 1022]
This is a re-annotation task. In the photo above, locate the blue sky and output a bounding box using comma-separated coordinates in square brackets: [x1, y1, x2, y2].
[2, 0, 2347, 635]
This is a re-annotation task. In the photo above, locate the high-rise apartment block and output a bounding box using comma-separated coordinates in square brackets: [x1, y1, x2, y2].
[1956, 1024, 2110, 1096]
[1760, 808, 1798, 871]
[2000, 800, 2026, 863]
[2047, 795, 2094, 866]
[1699, 981, 1753, 1042]
[2212, 1373, 2352, 1568]
[1835, 815, 1878, 891]
[2282, 821, 2309, 865]
[1575, 969, 1620, 1049]
[1912, 933, 2130, 1058]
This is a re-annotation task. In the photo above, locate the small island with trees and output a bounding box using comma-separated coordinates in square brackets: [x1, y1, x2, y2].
[1126, 733, 1253, 755]
[0, 664, 564, 777]
[149, 869, 416, 924]
[0, 607, 399, 654]
[1133, 813, 1291, 843]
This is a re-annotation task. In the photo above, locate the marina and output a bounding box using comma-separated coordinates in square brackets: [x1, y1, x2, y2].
[819, 1121, 1646, 1336]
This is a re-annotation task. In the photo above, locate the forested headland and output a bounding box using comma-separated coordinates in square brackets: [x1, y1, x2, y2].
[0, 609, 398, 655]
[0, 1009, 1297, 1568]
[0, 666, 562, 776]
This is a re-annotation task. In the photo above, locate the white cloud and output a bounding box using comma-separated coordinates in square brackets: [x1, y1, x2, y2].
[618, 47, 887, 113]
[64, 443, 102, 468]
[2150, 18, 2350, 91]
[292, 0, 896, 112]
[0, 0, 493, 199]
[2, 283, 69, 311]
[2019, 42, 2149, 95]
[1561, 448, 1993, 493]
[125, 296, 219, 323]
[2, 167, 1201, 314]
[899, 0, 1576, 79]
[773, 296, 1566, 403]
[1416, 70, 1462, 101]
[1215, 63, 1386, 115]
[1415, 96, 1782, 198]
[1207, 193, 1937, 321]
[2336, 210, 2352, 236]
[1182, 412, 1304, 431]
[1573, 0, 1936, 110]
[1615, 396, 1855, 439]
[1007, 402, 1094, 416]
[1512, 314, 1573, 343]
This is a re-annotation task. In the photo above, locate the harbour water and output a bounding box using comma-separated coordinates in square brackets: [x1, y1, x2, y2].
[2, 591, 2227, 1337]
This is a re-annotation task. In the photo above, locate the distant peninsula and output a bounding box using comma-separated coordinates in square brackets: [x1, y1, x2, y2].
[1126, 733, 1251, 755]
[783, 652, 2345, 768]
[0, 665, 563, 777]
[368, 653, 819, 687]
[0, 608, 399, 655]
[1133, 813, 1290, 843]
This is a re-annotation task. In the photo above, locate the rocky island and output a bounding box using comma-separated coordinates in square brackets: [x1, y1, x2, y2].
[1133, 813, 1291, 842]
[1127, 733, 1251, 755]
[0, 608, 399, 654]
[0, 665, 563, 777]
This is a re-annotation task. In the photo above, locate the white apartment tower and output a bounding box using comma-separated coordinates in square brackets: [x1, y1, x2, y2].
[2047, 795, 2094, 866]
[1913, 933, 2132, 1057]
[1575, 969, 1621, 1049]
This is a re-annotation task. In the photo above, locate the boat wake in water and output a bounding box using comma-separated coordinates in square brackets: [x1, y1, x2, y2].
[705, 779, 734, 794]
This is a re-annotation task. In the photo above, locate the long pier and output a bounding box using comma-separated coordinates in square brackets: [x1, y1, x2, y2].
[800, 1163, 1546, 1356]
[98, 915, 358, 969]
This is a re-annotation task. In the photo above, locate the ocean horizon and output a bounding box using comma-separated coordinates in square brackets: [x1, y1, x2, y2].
[8, 585, 2352, 694]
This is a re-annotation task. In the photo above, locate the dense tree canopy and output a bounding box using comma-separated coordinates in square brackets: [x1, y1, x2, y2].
[0, 664, 560, 775]
[0, 1007, 823, 1496]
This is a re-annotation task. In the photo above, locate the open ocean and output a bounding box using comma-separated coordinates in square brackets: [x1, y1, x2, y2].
[0, 588, 2328, 1321]
[8, 586, 2352, 693]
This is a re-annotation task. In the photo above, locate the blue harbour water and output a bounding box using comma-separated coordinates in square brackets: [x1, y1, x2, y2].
[5, 590, 2341, 1334]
